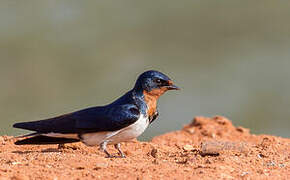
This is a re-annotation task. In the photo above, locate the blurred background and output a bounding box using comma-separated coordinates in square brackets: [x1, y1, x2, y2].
[1, 1, 289, 140]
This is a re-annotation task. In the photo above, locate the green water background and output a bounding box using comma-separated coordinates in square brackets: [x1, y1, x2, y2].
[1, 1, 289, 140]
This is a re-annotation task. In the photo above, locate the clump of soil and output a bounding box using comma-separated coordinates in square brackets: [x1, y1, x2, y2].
[0, 116, 289, 179]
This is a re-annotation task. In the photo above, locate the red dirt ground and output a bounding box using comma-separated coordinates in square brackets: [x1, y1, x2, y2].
[0, 116, 289, 180]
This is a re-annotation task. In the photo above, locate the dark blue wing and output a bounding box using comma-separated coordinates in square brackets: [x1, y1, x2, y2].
[13, 104, 140, 134]
[74, 104, 140, 132]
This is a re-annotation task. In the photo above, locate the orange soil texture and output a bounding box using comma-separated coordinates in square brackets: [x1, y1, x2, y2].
[0, 116, 289, 180]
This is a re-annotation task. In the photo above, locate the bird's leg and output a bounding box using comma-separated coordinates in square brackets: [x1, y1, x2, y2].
[114, 143, 126, 158]
[100, 141, 114, 158]
[58, 144, 65, 149]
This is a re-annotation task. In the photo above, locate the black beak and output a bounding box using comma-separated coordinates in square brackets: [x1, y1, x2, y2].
[167, 84, 180, 90]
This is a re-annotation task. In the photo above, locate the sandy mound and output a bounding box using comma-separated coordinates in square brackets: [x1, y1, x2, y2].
[0, 116, 289, 179]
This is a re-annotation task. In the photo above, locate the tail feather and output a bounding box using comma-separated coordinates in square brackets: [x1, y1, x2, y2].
[13, 122, 33, 130]
[14, 135, 80, 145]
[14, 132, 39, 139]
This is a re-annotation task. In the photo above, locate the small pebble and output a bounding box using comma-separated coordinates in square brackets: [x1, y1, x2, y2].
[183, 144, 194, 151]
[241, 172, 249, 177]
[267, 161, 276, 167]
[150, 148, 158, 158]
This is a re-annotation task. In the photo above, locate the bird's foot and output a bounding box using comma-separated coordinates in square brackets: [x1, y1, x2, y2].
[100, 142, 127, 158]
[114, 143, 126, 158]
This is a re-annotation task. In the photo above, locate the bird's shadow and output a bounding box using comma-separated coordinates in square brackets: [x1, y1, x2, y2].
[12, 148, 62, 154]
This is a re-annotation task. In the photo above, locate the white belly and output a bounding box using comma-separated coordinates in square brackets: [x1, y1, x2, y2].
[80, 114, 149, 146]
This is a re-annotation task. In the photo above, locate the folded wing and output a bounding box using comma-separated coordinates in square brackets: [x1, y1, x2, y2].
[13, 104, 140, 134]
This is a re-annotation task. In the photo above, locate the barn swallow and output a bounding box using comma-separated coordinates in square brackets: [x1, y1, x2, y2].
[13, 70, 179, 158]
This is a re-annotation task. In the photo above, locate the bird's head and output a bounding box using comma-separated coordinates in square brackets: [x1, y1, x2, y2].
[134, 70, 180, 97]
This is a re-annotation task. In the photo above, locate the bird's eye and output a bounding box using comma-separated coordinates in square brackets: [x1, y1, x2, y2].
[155, 79, 161, 84]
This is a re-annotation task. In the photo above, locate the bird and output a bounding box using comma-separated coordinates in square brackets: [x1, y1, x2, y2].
[13, 70, 180, 158]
